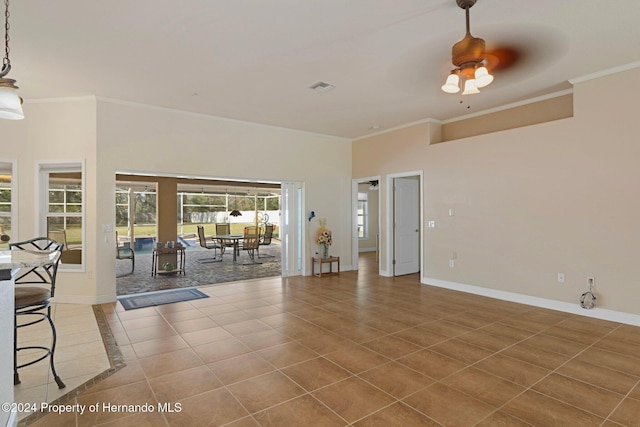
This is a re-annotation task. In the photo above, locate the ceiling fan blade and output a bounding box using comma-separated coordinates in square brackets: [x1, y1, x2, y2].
[485, 46, 521, 73]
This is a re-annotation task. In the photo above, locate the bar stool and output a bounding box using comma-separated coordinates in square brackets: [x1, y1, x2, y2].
[10, 237, 66, 389]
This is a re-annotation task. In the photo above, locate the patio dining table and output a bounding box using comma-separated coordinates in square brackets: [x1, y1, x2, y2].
[214, 234, 244, 263]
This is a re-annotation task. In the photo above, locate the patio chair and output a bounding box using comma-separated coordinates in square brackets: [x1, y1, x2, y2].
[48, 229, 82, 264]
[10, 237, 66, 389]
[116, 232, 135, 275]
[216, 223, 235, 257]
[197, 225, 222, 263]
[258, 224, 275, 258]
[240, 233, 261, 265]
[243, 226, 259, 235]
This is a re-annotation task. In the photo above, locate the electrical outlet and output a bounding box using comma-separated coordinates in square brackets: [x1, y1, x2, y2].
[557, 273, 565, 283]
[449, 259, 455, 268]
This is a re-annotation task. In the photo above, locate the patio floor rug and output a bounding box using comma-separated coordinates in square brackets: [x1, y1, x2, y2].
[118, 288, 208, 310]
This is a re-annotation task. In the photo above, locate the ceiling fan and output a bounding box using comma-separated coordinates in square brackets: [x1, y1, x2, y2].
[441, 0, 521, 95]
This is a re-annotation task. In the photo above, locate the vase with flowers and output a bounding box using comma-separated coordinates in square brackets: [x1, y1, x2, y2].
[316, 218, 332, 259]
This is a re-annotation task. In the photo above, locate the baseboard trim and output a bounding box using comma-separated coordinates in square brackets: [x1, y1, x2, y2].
[358, 248, 377, 253]
[52, 294, 117, 305]
[422, 276, 640, 326]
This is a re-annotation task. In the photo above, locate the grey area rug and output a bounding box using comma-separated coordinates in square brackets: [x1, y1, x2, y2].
[118, 288, 208, 310]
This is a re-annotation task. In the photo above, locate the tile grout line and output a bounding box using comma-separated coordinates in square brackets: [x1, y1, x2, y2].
[18, 304, 126, 427]
[594, 323, 640, 425]
[471, 315, 632, 426]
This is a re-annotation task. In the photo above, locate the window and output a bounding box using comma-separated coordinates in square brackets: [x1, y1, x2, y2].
[40, 162, 85, 269]
[357, 191, 368, 239]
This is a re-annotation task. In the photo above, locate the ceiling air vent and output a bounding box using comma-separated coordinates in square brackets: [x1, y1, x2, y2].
[309, 81, 336, 93]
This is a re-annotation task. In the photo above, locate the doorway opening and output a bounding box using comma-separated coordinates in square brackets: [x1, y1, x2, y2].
[114, 173, 303, 296]
[351, 176, 381, 273]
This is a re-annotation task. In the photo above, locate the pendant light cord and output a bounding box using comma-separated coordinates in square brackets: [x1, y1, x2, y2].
[1, 0, 10, 75]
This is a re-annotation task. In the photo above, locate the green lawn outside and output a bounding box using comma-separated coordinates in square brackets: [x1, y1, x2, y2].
[58, 222, 279, 247]
[116, 222, 279, 241]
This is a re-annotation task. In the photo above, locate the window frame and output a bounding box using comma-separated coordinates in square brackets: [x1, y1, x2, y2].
[38, 161, 86, 272]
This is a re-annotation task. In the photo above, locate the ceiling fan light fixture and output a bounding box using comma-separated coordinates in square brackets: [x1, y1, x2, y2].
[441, 72, 461, 93]
[462, 79, 480, 95]
[474, 66, 493, 88]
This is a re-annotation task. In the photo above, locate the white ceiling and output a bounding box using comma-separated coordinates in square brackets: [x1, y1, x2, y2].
[10, 0, 640, 139]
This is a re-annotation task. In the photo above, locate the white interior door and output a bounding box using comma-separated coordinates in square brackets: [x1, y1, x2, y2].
[393, 177, 420, 275]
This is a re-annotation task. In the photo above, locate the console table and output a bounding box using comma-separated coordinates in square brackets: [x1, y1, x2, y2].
[312, 256, 340, 277]
[151, 246, 186, 276]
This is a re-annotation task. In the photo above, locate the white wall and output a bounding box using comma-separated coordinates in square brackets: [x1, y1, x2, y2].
[1, 98, 98, 302]
[353, 67, 640, 319]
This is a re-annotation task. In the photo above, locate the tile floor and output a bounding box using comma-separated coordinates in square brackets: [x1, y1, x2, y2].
[18, 253, 640, 426]
[14, 304, 111, 422]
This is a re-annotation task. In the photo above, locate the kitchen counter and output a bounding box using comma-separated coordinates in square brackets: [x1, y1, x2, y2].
[0, 249, 61, 280]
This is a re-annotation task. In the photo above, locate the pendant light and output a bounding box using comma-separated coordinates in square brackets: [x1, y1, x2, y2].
[230, 192, 242, 217]
[0, 0, 23, 120]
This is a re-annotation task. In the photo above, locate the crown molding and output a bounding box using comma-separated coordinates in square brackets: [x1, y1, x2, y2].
[352, 117, 442, 142]
[442, 89, 573, 124]
[95, 97, 351, 142]
[569, 61, 640, 85]
[24, 95, 97, 104]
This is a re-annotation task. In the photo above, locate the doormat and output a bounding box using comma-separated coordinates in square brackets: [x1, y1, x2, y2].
[118, 288, 209, 310]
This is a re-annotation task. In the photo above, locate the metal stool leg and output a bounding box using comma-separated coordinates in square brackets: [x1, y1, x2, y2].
[45, 310, 65, 389]
[14, 307, 66, 389]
